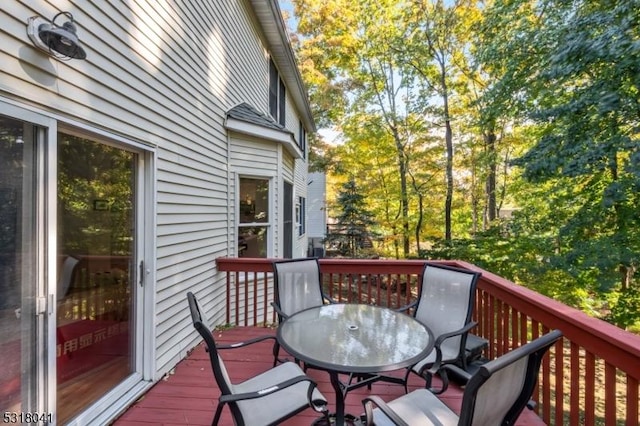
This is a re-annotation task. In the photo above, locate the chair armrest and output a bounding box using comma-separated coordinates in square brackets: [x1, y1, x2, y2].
[362, 396, 410, 426]
[442, 363, 473, 384]
[422, 322, 478, 394]
[393, 300, 418, 313]
[322, 292, 337, 304]
[216, 334, 276, 350]
[433, 321, 477, 348]
[425, 321, 478, 369]
[270, 302, 289, 320]
[219, 374, 325, 412]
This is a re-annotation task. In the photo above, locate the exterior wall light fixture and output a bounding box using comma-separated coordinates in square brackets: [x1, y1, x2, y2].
[27, 12, 87, 60]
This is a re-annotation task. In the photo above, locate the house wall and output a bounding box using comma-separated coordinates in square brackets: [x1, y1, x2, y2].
[307, 172, 327, 240]
[0, 0, 310, 403]
[229, 133, 280, 259]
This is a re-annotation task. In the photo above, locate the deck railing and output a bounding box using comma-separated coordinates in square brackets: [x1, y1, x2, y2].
[216, 257, 640, 426]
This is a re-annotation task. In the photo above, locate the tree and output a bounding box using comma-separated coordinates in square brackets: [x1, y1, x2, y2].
[474, 0, 640, 328]
[400, 0, 481, 241]
[325, 178, 377, 257]
[294, 0, 433, 257]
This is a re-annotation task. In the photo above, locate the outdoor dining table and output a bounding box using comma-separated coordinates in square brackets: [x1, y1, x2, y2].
[276, 303, 435, 425]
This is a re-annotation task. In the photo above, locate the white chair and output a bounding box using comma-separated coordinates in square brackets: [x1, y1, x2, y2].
[271, 257, 335, 366]
[187, 291, 328, 426]
[362, 329, 563, 426]
[399, 262, 481, 394]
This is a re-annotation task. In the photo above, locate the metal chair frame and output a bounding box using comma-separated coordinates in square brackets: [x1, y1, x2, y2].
[187, 291, 328, 426]
[362, 330, 563, 426]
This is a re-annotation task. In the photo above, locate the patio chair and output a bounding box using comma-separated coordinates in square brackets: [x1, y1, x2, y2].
[399, 262, 482, 394]
[187, 292, 328, 426]
[271, 257, 336, 366]
[361, 329, 563, 426]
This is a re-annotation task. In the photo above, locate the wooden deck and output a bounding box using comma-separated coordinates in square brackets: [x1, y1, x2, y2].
[113, 327, 546, 425]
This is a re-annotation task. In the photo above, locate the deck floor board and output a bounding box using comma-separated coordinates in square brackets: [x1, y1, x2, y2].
[113, 327, 545, 425]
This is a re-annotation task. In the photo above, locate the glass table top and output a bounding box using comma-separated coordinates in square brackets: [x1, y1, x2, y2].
[277, 303, 434, 374]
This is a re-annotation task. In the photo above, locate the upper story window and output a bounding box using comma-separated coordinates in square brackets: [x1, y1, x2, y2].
[298, 120, 307, 158]
[269, 58, 286, 127]
[238, 177, 270, 257]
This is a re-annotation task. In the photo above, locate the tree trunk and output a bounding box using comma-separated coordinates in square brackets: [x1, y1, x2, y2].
[392, 128, 410, 256]
[442, 74, 453, 241]
[485, 130, 497, 225]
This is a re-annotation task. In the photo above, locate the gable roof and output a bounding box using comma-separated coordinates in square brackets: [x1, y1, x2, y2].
[249, 0, 316, 132]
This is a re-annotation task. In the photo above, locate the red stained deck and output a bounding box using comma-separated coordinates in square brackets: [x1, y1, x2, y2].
[114, 327, 546, 426]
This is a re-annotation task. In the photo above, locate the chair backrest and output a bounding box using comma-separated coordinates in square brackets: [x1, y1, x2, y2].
[272, 258, 324, 320]
[458, 329, 563, 426]
[187, 292, 234, 396]
[414, 263, 481, 361]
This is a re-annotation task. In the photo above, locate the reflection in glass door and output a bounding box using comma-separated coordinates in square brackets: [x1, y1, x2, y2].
[56, 133, 136, 423]
[0, 116, 41, 418]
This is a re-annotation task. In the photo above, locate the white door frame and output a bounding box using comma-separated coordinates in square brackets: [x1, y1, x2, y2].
[0, 98, 156, 425]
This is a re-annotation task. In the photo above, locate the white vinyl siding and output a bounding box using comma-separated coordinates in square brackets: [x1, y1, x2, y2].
[1, 1, 314, 419]
[2, 1, 271, 377]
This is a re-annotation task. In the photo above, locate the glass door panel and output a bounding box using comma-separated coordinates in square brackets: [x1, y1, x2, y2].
[283, 182, 293, 258]
[0, 116, 40, 415]
[56, 133, 136, 423]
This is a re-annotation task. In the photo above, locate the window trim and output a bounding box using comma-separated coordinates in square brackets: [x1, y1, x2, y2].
[297, 196, 306, 237]
[237, 176, 273, 258]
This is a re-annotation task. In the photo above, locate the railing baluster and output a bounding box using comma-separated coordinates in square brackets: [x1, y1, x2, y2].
[554, 336, 564, 426]
[570, 342, 580, 425]
[605, 362, 617, 425]
[215, 257, 640, 424]
[225, 271, 231, 324]
[626, 375, 638, 426]
[584, 351, 596, 426]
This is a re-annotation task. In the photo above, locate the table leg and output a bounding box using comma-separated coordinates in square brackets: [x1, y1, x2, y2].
[311, 370, 361, 426]
[329, 371, 346, 425]
[317, 371, 362, 425]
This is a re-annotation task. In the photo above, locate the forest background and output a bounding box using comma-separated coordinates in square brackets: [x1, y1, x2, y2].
[283, 0, 640, 332]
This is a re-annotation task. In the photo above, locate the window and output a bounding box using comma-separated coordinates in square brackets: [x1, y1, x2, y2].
[238, 178, 270, 257]
[297, 196, 306, 236]
[269, 58, 286, 126]
[298, 120, 307, 157]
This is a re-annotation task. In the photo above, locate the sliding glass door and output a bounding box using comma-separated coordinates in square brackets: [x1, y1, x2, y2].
[0, 105, 151, 424]
[56, 132, 139, 423]
[0, 115, 47, 420]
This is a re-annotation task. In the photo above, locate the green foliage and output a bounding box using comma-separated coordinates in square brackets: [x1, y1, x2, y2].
[607, 286, 640, 332]
[471, 0, 640, 328]
[58, 134, 134, 256]
[325, 178, 378, 257]
[292, 0, 640, 330]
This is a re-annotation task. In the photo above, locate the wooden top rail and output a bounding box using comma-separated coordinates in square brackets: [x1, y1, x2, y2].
[215, 256, 640, 381]
[458, 260, 640, 380]
[216, 257, 451, 274]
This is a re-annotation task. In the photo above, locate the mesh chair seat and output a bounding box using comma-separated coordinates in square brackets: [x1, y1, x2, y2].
[401, 263, 482, 394]
[187, 291, 328, 426]
[409, 344, 460, 375]
[369, 389, 459, 426]
[272, 258, 335, 367]
[362, 330, 563, 426]
[234, 362, 327, 426]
